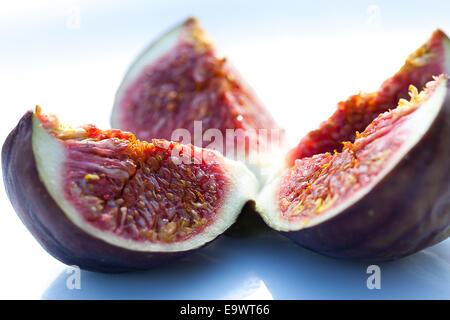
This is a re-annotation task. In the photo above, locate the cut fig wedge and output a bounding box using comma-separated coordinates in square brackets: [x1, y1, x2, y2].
[286, 29, 450, 165]
[111, 17, 286, 179]
[2, 108, 258, 272]
[257, 75, 450, 261]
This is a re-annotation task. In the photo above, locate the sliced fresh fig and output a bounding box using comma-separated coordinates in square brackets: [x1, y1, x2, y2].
[257, 75, 450, 261]
[2, 108, 258, 272]
[286, 29, 450, 165]
[111, 17, 286, 176]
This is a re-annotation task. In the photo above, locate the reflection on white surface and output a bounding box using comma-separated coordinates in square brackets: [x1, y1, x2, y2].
[242, 280, 273, 300]
[223, 276, 273, 300]
[1, 0, 449, 299]
[39, 231, 450, 300]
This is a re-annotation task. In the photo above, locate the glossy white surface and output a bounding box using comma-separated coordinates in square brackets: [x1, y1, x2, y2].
[0, 0, 449, 299]
[41, 231, 450, 300]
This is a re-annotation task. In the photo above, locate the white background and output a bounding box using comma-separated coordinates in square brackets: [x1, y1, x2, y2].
[0, 0, 449, 299]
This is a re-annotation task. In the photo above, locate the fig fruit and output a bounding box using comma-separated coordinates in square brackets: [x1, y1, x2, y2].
[286, 29, 450, 165]
[257, 75, 450, 260]
[2, 108, 257, 272]
[111, 18, 286, 178]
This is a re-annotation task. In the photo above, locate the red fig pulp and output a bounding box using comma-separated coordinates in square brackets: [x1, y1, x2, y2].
[286, 29, 450, 165]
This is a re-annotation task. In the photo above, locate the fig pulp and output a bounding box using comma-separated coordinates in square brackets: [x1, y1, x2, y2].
[286, 29, 450, 165]
[258, 75, 450, 260]
[2, 108, 258, 272]
[112, 18, 286, 177]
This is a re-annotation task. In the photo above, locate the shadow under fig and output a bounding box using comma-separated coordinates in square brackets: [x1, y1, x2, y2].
[224, 201, 270, 238]
[42, 220, 450, 299]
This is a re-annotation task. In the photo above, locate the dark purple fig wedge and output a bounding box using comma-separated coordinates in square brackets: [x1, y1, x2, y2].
[2, 108, 257, 272]
[257, 75, 450, 261]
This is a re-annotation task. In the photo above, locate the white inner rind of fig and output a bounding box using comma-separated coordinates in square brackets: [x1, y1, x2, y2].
[32, 118, 258, 252]
[257, 78, 447, 232]
[444, 36, 450, 75]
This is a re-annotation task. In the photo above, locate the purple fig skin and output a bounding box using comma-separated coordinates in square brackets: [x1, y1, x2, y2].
[2, 112, 189, 273]
[281, 81, 450, 261]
